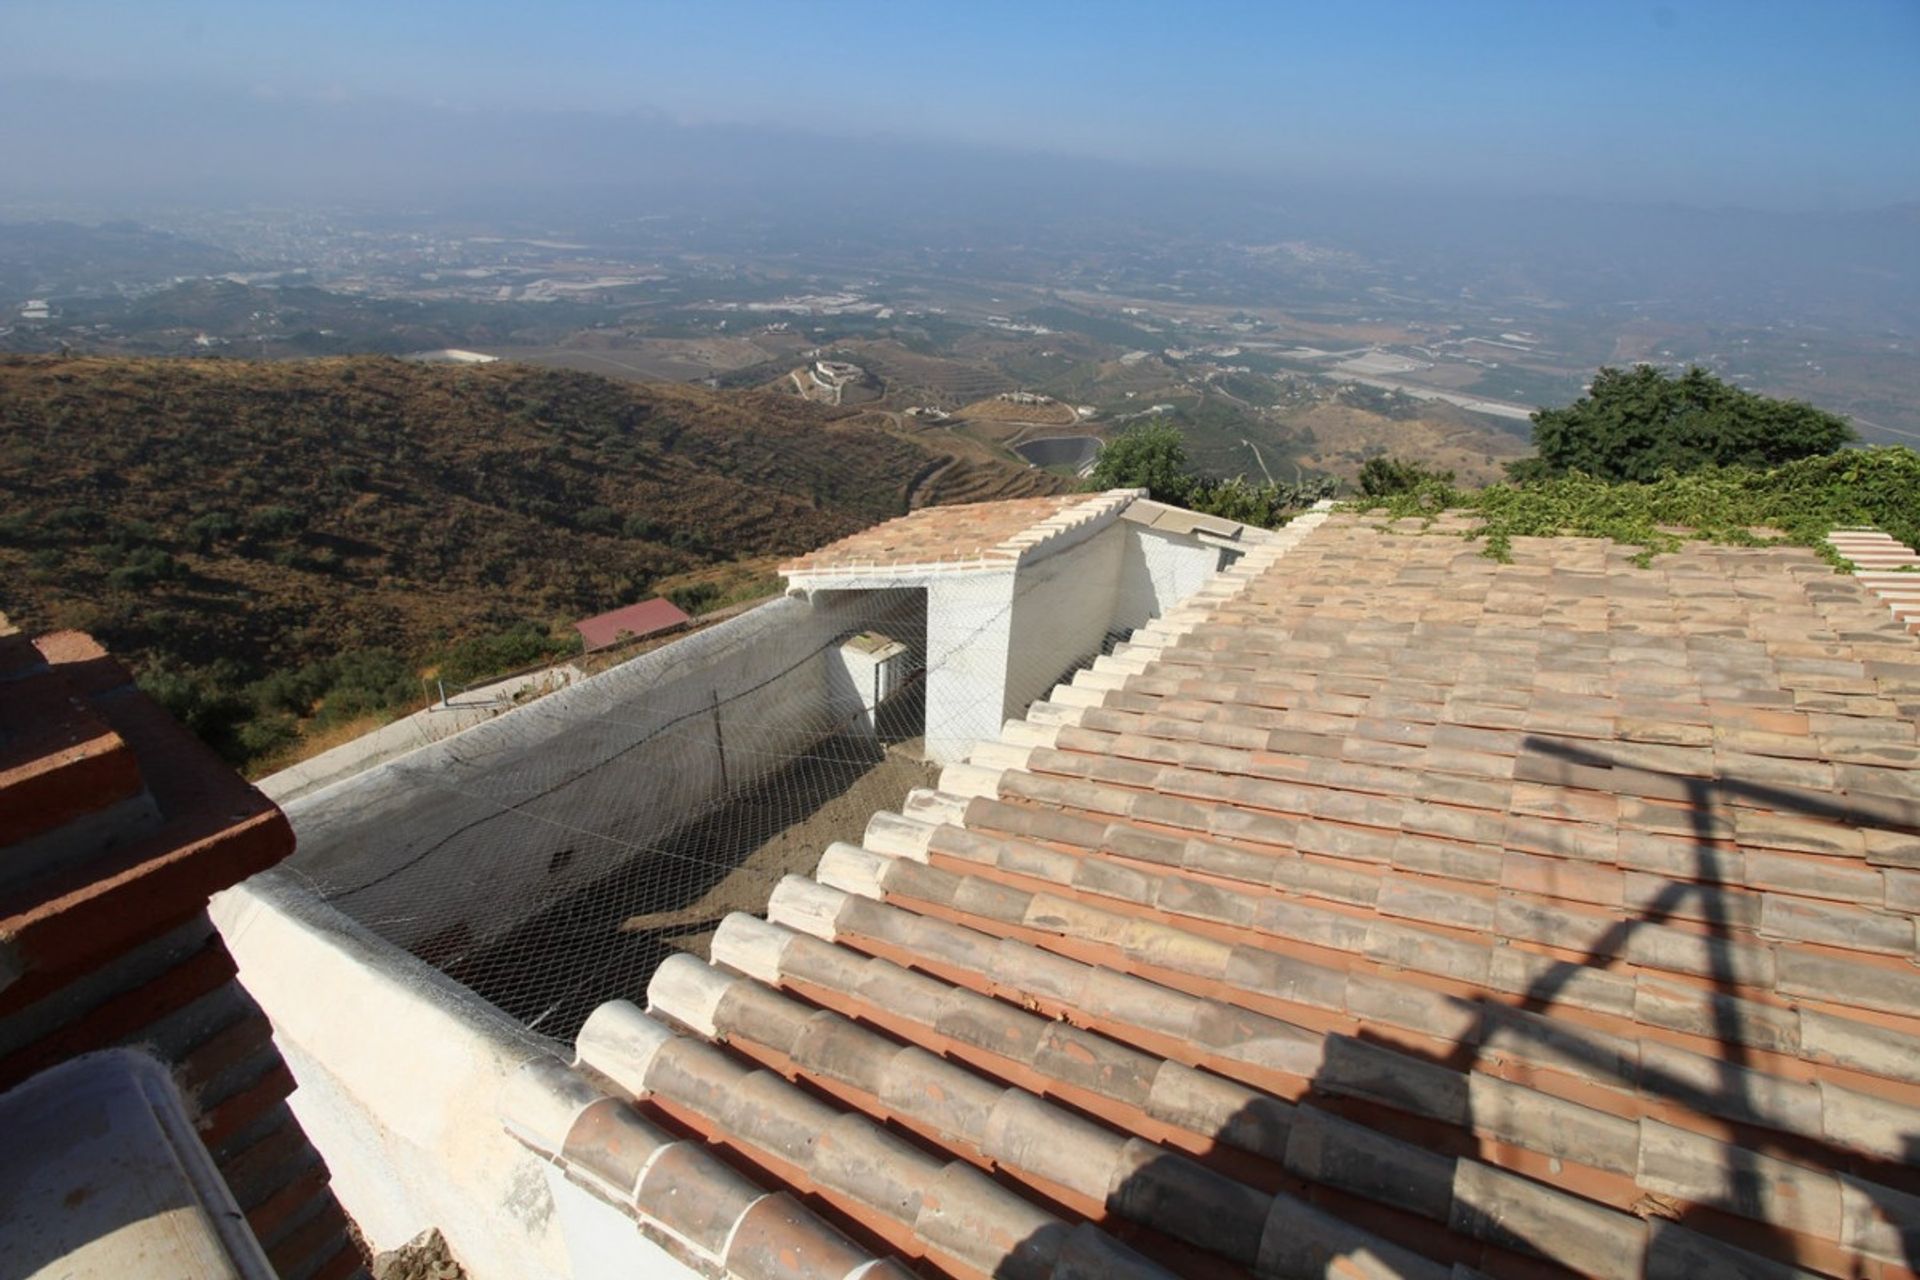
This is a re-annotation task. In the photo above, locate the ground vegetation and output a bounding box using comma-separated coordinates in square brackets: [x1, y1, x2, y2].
[0, 355, 1034, 769]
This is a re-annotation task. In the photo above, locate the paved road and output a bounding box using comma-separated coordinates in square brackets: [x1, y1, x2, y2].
[1337, 375, 1535, 422]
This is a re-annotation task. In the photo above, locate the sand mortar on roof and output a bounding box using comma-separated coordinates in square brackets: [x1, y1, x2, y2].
[370, 1228, 467, 1280]
[615, 743, 939, 957]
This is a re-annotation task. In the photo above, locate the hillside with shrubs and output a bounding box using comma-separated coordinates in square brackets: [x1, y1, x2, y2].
[0, 355, 1055, 769]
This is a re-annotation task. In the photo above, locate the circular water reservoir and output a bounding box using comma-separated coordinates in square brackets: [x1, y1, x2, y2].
[1012, 435, 1103, 471]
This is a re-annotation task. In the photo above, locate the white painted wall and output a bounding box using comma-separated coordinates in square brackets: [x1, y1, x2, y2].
[210, 871, 699, 1280]
[1114, 526, 1226, 633]
[545, 1169, 699, 1280]
[923, 570, 1017, 765]
[1004, 522, 1129, 721]
[915, 521, 1231, 763]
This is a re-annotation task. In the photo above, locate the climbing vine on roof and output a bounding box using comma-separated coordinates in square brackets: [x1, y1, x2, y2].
[1346, 446, 1920, 567]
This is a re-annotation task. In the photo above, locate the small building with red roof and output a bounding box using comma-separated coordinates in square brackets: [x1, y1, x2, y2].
[572, 597, 693, 652]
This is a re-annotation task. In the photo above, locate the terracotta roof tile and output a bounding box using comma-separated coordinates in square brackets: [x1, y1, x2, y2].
[781, 491, 1143, 578]
[1, 624, 294, 1012]
[522, 512, 1920, 1278]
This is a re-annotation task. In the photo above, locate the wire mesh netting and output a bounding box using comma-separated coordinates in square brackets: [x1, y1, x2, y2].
[284, 573, 1145, 1045]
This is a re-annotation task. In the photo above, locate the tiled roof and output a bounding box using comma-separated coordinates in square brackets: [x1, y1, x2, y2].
[0, 614, 361, 1280]
[780, 492, 1139, 579]
[575, 597, 693, 651]
[516, 515, 1920, 1279]
[0, 621, 296, 1007]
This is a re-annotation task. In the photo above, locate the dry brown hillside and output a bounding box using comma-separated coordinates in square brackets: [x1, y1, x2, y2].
[0, 355, 1056, 765]
[1292, 402, 1528, 487]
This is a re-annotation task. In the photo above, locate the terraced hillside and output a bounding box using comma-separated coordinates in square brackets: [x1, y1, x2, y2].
[0, 355, 1056, 765]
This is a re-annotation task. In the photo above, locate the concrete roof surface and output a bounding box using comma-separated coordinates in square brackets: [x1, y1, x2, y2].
[510, 510, 1920, 1280]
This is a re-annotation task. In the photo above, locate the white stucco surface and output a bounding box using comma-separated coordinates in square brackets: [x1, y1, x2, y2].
[544, 1169, 700, 1280]
[210, 872, 586, 1279]
[1114, 525, 1227, 632]
[809, 508, 1256, 764]
[1004, 521, 1129, 721]
[922, 570, 1017, 764]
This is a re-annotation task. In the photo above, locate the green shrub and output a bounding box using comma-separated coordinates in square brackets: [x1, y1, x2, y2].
[1359, 456, 1455, 498]
[1523, 365, 1853, 483]
[577, 505, 619, 534]
[250, 659, 340, 718]
[245, 504, 306, 539]
[1087, 418, 1334, 527]
[312, 648, 417, 726]
[184, 510, 238, 552]
[138, 661, 252, 762]
[106, 546, 185, 590]
[235, 713, 301, 761]
[622, 513, 670, 541]
[1188, 475, 1338, 527]
[667, 582, 723, 614]
[436, 622, 575, 687]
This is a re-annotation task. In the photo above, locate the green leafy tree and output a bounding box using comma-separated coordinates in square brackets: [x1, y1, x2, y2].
[1521, 365, 1853, 483]
[1086, 419, 1196, 504]
[1087, 419, 1334, 527]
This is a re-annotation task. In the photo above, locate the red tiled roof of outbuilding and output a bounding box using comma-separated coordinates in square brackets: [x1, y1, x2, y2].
[574, 597, 693, 651]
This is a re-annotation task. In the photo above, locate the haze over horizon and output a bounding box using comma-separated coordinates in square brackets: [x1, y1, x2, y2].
[3, 0, 1917, 215]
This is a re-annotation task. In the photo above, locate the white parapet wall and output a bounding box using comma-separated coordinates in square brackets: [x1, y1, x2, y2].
[1002, 519, 1129, 723]
[210, 869, 700, 1280]
[792, 504, 1263, 765]
[1113, 524, 1231, 632]
[933, 515, 1248, 763]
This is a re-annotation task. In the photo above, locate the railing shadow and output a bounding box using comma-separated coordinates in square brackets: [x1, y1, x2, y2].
[1302, 735, 1918, 1274]
[1019, 736, 1920, 1277]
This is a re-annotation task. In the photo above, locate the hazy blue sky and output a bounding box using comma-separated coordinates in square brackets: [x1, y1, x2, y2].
[3, 0, 1916, 210]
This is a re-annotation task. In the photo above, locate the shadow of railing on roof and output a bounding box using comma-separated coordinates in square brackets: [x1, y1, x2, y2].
[1319, 736, 1920, 1274]
[971, 741, 1920, 1279]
